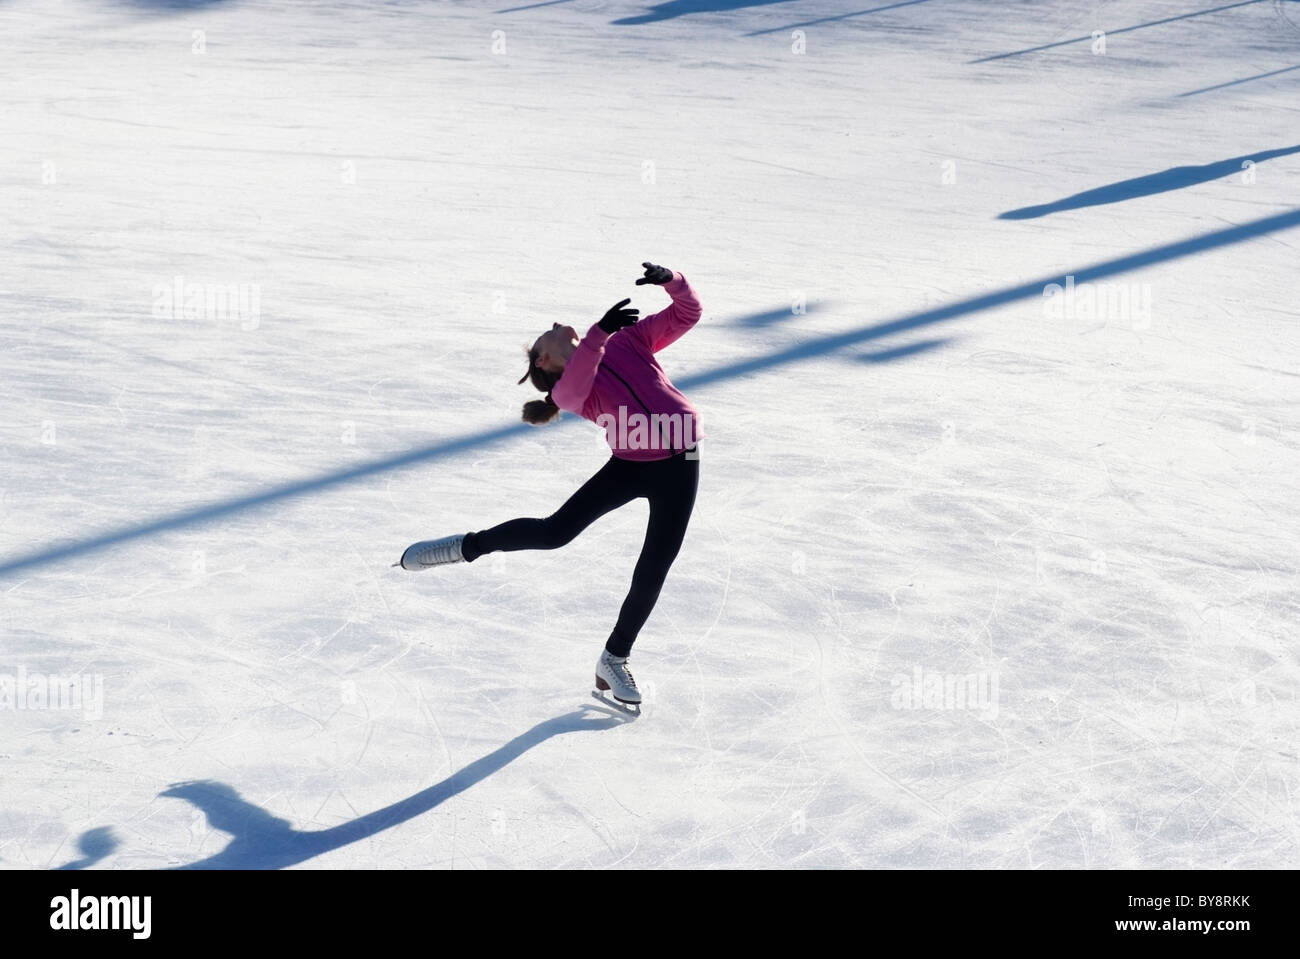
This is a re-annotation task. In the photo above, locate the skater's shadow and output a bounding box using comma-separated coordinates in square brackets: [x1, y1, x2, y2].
[998, 145, 1300, 220]
[130, 707, 624, 869]
[55, 826, 119, 870]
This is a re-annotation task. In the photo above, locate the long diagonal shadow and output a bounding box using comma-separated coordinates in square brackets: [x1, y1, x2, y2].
[611, 0, 798, 27]
[970, 0, 1268, 64]
[133, 708, 623, 869]
[1177, 64, 1300, 98]
[669, 208, 1300, 390]
[744, 0, 931, 37]
[497, 0, 577, 11]
[998, 146, 1300, 220]
[2, 207, 1299, 579]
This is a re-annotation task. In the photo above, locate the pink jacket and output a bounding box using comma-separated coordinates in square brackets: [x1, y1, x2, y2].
[552, 272, 706, 461]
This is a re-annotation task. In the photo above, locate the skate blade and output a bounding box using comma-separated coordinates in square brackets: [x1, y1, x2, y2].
[591, 690, 641, 717]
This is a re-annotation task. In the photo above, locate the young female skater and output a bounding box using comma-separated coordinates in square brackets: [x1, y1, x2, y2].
[398, 262, 705, 712]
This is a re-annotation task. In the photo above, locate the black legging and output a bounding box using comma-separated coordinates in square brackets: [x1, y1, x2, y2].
[461, 445, 700, 658]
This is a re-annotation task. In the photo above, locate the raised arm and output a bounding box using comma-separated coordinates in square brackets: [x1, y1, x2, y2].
[628, 265, 702, 354]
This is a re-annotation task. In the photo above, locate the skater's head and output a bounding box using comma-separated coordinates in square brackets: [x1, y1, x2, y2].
[518, 323, 577, 425]
[533, 323, 579, 371]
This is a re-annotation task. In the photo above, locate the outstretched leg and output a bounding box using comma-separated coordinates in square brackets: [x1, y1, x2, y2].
[462, 456, 641, 562]
[604, 450, 700, 658]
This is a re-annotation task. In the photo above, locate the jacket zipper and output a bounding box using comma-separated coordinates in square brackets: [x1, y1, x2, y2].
[599, 358, 652, 419]
[598, 358, 678, 452]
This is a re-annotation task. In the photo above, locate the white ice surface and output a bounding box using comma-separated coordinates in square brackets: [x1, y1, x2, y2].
[1, 0, 1298, 868]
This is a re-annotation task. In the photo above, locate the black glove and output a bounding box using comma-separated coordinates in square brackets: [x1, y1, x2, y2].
[598, 297, 639, 335]
[635, 262, 674, 286]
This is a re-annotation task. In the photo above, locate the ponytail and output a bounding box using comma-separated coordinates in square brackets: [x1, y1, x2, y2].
[522, 394, 560, 425]
[518, 345, 562, 426]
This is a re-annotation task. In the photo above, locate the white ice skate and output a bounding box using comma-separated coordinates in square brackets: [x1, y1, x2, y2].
[395, 534, 466, 571]
[592, 650, 642, 715]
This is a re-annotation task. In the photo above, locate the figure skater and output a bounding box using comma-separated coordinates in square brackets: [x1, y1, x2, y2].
[398, 262, 705, 712]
